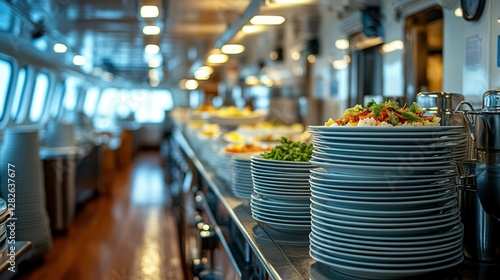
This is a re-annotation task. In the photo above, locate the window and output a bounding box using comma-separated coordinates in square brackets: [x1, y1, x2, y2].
[49, 80, 65, 119]
[0, 59, 13, 120]
[0, 2, 13, 31]
[11, 67, 27, 120]
[83, 87, 100, 117]
[29, 72, 50, 122]
[63, 76, 79, 111]
[133, 90, 174, 123]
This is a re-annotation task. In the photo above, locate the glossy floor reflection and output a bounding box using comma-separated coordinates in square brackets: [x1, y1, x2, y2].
[18, 151, 183, 280]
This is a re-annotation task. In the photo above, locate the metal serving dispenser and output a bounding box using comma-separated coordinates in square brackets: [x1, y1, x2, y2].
[455, 90, 500, 263]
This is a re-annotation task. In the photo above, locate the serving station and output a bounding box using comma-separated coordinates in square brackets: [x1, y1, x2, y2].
[170, 113, 500, 280]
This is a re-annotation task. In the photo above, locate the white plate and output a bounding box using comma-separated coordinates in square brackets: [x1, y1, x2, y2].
[251, 165, 312, 173]
[250, 155, 313, 166]
[312, 135, 463, 145]
[251, 173, 310, 181]
[310, 237, 463, 262]
[308, 256, 463, 280]
[311, 192, 456, 211]
[251, 198, 311, 210]
[254, 183, 310, 192]
[310, 160, 456, 176]
[252, 211, 311, 222]
[309, 129, 462, 137]
[313, 145, 453, 157]
[252, 176, 310, 186]
[312, 139, 461, 151]
[310, 168, 455, 184]
[310, 185, 455, 202]
[251, 202, 311, 215]
[311, 225, 462, 251]
[308, 125, 464, 132]
[311, 214, 460, 237]
[311, 154, 453, 167]
[311, 207, 460, 228]
[254, 189, 311, 200]
[312, 149, 454, 163]
[253, 216, 311, 233]
[309, 181, 454, 197]
[253, 181, 310, 189]
[311, 196, 457, 218]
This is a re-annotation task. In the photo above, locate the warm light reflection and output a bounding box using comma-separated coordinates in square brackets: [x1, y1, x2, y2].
[307, 54, 316, 63]
[454, 8, 463, 17]
[332, 60, 348, 70]
[194, 68, 210, 80]
[245, 76, 259, 86]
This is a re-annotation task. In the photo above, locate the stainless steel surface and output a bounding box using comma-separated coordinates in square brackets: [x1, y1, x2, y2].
[456, 160, 500, 263]
[482, 90, 500, 110]
[174, 128, 308, 280]
[175, 127, 500, 278]
[416, 92, 465, 126]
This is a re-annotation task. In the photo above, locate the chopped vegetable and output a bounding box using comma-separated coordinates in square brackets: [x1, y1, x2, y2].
[261, 137, 312, 162]
[324, 100, 440, 127]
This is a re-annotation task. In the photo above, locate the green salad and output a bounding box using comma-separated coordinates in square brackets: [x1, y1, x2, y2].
[261, 137, 312, 162]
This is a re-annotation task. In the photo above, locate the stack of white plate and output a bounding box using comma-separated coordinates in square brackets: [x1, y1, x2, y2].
[0, 126, 53, 257]
[249, 155, 313, 233]
[307, 125, 464, 279]
[214, 150, 232, 184]
[230, 154, 254, 199]
[0, 198, 12, 254]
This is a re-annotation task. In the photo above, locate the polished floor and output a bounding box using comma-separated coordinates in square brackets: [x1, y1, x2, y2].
[18, 151, 183, 280]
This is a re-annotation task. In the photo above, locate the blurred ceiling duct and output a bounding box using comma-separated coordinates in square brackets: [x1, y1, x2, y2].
[214, 0, 264, 49]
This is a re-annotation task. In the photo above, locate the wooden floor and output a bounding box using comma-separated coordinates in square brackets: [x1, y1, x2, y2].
[17, 151, 184, 280]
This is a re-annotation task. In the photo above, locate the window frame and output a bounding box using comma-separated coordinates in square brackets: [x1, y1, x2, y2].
[11, 64, 34, 124]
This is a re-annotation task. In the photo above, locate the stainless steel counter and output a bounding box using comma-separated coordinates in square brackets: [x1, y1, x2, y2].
[173, 128, 500, 280]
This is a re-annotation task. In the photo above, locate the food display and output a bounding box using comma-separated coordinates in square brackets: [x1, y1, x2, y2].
[324, 100, 440, 127]
[206, 106, 266, 126]
[223, 143, 271, 154]
[261, 137, 312, 162]
[222, 122, 304, 144]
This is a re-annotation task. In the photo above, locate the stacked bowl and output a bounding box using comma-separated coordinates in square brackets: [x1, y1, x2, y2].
[307, 125, 464, 279]
[250, 155, 313, 234]
[0, 198, 12, 254]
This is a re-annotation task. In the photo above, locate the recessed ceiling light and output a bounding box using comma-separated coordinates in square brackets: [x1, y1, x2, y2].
[140, 5, 159, 18]
[53, 43, 67, 53]
[185, 79, 198, 90]
[335, 39, 349, 50]
[242, 25, 266, 34]
[72, 55, 86, 66]
[148, 57, 162, 68]
[250, 15, 285, 25]
[221, 44, 245, 54]
[145, 44, 160, 54]
[207, 53, 228, 64]
[142, 25, 161, 35]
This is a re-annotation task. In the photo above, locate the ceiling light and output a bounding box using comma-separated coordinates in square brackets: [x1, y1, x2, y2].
[307, 54, 316, 63]
[148, 56, 162, 68]
[250, 15, 285, 25]
[185, 79, 198, 90]
[142, 25, 161, 35]
[53, 43, 67, 53]
[199, 66, 214, 75]
[221, 44, 245, 54]
[332, 60, 348, 70]
[145, 44, 160, 54]
[207, 53, 228, 64]
[72, 55, 86, 66]
[382, 40, 404, 53]
[454, 8, 463, 17]
[245, 76, 260, 86]
[291, 51, 301, 61]
[140, 5, 159, 18]
[242, 25, 266, 34]
[194, 69, 210, 80]
[335, 39, 349, 50]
